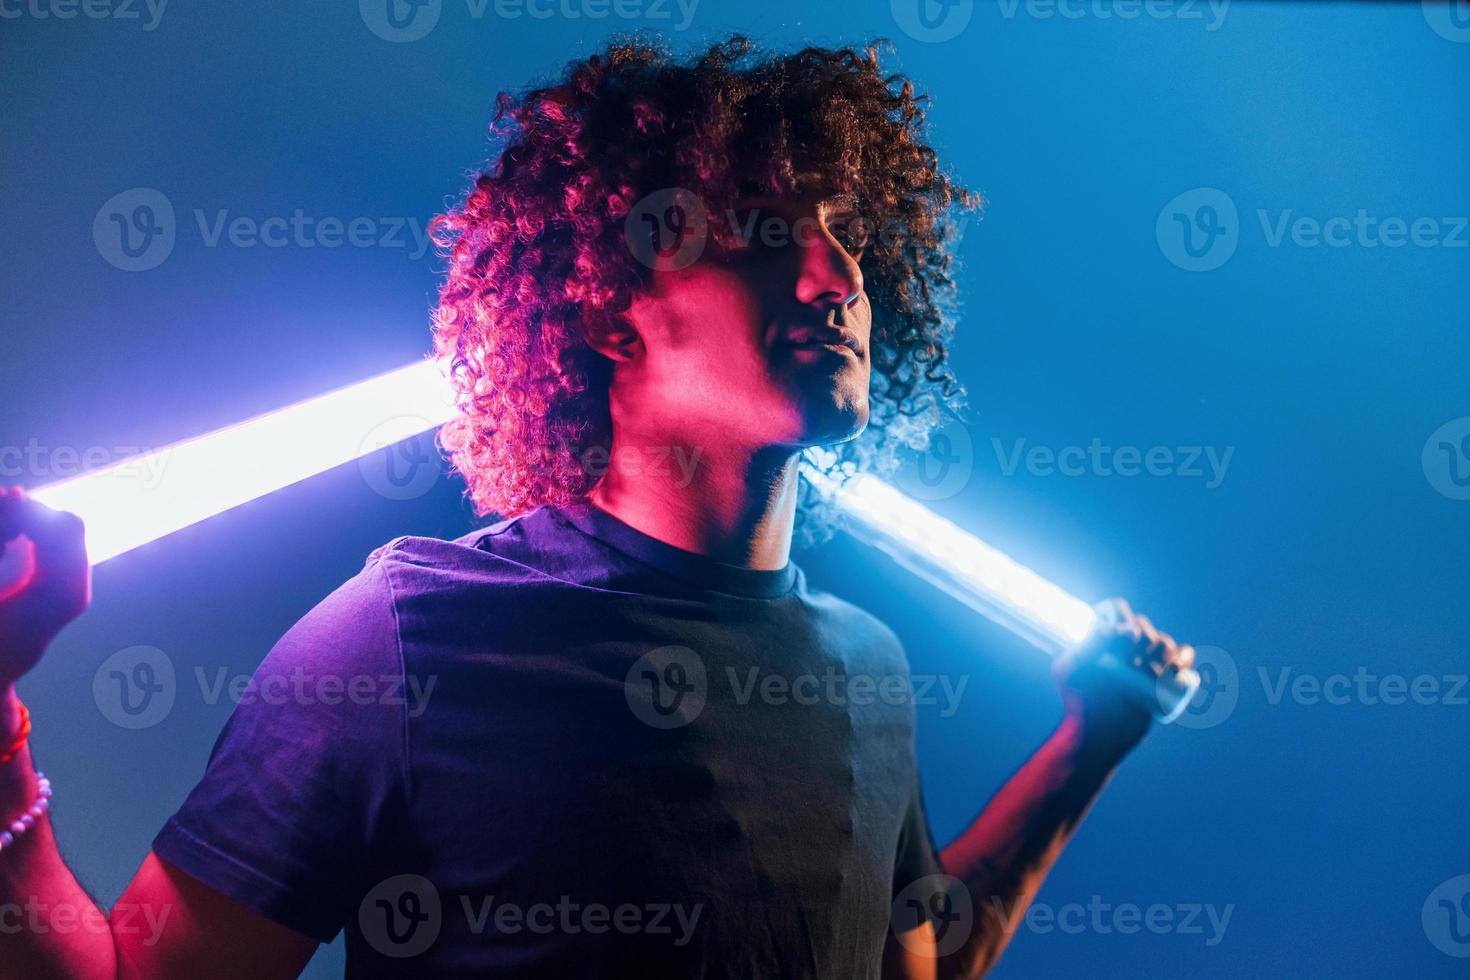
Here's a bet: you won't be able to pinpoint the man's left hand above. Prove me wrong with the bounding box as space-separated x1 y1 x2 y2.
1051 597 1195 763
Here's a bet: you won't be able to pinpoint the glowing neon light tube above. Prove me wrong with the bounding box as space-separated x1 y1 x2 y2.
802 463 1199 722
30 361 455 565
807 468 1097 653
27 360 1197 720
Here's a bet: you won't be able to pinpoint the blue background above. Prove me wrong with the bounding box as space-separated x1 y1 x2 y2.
2 1 1467 976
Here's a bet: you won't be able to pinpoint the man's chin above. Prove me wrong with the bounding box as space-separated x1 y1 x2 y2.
795 397 869 449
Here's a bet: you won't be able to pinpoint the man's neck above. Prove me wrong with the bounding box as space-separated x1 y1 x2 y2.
586 438 801 570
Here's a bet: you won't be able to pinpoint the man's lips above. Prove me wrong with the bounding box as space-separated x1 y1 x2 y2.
775 325 864 357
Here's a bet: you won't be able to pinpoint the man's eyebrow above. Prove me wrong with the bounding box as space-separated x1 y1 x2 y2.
727 193 860 218
820 192 859 214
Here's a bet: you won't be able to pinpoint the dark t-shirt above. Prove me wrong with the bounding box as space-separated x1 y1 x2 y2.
153 502 945 978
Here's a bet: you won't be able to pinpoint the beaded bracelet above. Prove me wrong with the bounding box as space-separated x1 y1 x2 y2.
0 771 51 854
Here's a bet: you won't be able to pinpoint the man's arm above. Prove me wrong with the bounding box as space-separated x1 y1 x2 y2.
0 689 318 980
0 489 318 979
884 600 1194 980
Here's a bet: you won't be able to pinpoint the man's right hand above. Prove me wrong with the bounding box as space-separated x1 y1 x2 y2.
0 485 321 979
0 485 91 695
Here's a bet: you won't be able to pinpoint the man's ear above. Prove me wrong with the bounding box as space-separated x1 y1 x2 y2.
584 312 643 363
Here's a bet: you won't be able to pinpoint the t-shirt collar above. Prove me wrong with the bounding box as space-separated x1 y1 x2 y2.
555 502 798 599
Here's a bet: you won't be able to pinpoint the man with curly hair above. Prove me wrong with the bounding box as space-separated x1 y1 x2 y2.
0 35 1192 979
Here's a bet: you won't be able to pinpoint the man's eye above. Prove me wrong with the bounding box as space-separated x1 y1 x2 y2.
830 217 870 255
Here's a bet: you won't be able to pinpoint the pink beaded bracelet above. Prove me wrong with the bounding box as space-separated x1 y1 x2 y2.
0 771 51 853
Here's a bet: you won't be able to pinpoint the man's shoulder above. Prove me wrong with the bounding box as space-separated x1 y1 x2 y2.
363 508 562 585
275 510 571 667
369 513 513 563
797 577 908 663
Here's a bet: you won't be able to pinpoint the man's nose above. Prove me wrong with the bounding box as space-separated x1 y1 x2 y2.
794 223 864 311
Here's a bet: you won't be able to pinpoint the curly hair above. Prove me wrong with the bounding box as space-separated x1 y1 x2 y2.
430 33 979 544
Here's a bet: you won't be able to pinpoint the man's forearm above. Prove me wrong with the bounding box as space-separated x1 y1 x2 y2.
935 715 1127 979
0 685 118 980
